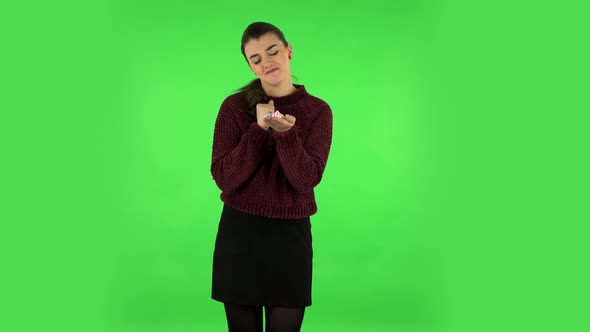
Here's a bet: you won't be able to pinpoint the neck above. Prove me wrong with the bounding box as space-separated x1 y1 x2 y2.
262 81 297 98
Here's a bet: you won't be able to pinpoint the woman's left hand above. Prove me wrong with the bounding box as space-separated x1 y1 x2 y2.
265 111 296 132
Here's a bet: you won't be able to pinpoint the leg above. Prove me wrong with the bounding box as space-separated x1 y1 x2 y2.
264 306 306 332
223 302 263 332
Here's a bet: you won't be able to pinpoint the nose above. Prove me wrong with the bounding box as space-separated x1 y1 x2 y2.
262 59 273 68
260 55 274 67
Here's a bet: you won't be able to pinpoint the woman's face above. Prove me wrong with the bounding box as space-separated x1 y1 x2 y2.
243 33 292 87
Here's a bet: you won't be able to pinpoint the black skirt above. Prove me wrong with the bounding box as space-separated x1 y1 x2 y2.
211 204 313 307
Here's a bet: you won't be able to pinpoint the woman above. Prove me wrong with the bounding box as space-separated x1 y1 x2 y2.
211 22 333 332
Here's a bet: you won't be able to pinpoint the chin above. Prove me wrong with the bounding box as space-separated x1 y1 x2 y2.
262 78 283 86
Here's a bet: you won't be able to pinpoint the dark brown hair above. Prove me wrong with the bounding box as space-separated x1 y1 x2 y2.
238 22 289 120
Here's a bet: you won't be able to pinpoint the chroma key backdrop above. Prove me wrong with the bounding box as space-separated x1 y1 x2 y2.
1 1 587 332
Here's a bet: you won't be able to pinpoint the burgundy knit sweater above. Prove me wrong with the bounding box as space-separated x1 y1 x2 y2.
211 85 333 219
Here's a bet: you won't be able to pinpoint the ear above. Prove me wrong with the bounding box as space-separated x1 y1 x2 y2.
287 43 293 59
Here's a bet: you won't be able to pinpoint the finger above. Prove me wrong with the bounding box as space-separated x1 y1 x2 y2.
268 99 274 106
270 118 292 127
268 119 285 129
284 114 296 124
260 106 275 115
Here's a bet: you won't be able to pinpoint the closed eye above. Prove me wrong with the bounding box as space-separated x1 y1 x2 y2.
251 47 279 64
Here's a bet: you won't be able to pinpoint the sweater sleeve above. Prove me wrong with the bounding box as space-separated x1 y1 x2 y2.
210 103 269 192
270 106 333 193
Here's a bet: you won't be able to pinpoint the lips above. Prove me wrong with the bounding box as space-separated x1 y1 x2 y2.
265 68 279 75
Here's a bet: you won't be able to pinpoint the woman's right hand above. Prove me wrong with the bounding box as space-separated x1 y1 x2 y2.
256 100 276 130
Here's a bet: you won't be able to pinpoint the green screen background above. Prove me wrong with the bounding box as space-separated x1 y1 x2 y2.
2 1 588 332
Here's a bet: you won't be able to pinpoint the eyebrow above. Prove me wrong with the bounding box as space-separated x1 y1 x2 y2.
248 44 278 60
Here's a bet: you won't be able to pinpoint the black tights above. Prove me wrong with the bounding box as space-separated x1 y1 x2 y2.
223 302 305 332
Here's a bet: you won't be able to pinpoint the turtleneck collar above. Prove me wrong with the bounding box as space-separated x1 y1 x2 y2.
267 84 307 106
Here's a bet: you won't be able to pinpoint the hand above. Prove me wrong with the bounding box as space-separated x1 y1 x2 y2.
255 100 276 130
266 112 296 132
